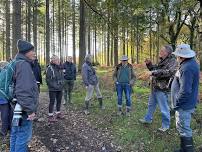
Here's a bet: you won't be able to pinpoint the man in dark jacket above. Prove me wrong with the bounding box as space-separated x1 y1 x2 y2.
63 56 76 105
32 59 42 92
139 45 177 132
10 39 39 152
172 44 199 152
46 55 64 122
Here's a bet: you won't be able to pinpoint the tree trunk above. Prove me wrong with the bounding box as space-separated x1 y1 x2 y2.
46 0 50 65
27 0 31 41
94 25 97 62
52 0 55 54
107 23 110 66
72 0 76 64
122 27 125 55
78 0 86 72
114 24 118 65
33 0 37 55
12 0 22 57
136 16 139 64
58 0 62 61
5 0 10 61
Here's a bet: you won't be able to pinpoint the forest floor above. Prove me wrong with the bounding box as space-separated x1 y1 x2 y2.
1 65 202 152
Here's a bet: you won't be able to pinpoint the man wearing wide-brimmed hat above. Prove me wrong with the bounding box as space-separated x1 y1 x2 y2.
113 55 136 116
171 44 199 152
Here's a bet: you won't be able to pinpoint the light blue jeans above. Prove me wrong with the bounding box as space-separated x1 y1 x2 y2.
175 108 195 137
144 89 170 128
10 117 33 152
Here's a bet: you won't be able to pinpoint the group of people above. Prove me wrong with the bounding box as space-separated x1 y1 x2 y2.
0 39 200 152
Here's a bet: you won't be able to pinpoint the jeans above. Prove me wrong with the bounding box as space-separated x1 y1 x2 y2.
85 83 102 101
63 80 74 103
0 103 12 136
116 83 132 108
49 91 63 114
10 117 33 152
175 108 195 137
144 89 170 128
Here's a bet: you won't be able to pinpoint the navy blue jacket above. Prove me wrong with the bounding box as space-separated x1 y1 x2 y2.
171 58 199 110
32 59 42 84
63 62 76 80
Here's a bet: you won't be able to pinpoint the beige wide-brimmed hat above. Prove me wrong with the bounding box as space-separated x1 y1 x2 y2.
120 55 128 61
172 44 196 58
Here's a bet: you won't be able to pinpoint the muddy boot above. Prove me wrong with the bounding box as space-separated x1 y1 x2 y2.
56 112 65 119
48 115 57 123
126 107 131 117
68 93 72 104
84 100 90 115
98 98 105 110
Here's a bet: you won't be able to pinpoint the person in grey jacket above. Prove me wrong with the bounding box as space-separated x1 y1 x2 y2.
10 39 39 152
172 44 199 152
46 55 64 122
82 54 104 115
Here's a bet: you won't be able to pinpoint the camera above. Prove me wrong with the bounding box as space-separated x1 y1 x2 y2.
12 99 23 126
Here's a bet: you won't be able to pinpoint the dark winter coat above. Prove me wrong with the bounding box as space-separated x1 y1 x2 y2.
14 53 39 115
63 61 76 80
46 63 64 91
171 58 199 110
32 59 42 84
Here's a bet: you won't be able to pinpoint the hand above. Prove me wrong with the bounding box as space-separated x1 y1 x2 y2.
27 113 36 121
146 71 152 76
145 59 151 64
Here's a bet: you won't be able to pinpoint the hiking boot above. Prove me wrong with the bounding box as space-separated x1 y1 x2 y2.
126 107 131 117
117 107 123 116
139 118 152 124
48 116 57 123
158 127 169 132
84 110 90 115
56 112 65 119
98 98 105 110
63 100 66 105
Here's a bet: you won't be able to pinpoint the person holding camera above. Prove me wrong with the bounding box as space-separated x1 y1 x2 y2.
139 45 177 132
10 40 39 152
46 55 64 122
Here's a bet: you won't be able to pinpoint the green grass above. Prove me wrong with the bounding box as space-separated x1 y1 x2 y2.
40 68 202 152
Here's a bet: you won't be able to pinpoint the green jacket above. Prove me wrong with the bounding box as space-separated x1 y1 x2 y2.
113 63 136 86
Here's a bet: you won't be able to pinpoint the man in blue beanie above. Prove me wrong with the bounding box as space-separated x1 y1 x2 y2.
10 39 39 152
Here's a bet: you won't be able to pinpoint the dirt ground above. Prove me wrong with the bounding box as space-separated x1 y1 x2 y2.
29 92 117 152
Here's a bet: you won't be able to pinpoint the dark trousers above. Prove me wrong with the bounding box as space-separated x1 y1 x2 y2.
48 91 63 114
0 103 12 136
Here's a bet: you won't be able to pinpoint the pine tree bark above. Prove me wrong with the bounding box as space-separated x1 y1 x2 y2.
46 0 50 65
72 0 76 64
33 0 38 55
12 0 22 57
5 0 10 60
78 0 86 72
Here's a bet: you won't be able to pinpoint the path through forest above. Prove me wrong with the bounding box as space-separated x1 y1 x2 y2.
29 92 118 152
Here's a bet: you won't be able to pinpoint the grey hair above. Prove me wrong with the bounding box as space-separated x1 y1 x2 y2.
164 45 173 54
84 54 92 62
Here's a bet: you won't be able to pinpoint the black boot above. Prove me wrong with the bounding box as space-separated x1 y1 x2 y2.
84 100 90 115
98 98 105 109
182 137 194 152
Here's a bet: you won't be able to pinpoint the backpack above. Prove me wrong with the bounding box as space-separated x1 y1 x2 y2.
0 59 23 101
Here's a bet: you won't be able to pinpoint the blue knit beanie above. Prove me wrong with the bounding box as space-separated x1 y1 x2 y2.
17 39 34 54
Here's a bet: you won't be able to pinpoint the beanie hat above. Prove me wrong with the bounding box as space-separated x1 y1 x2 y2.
17 39 34 54
164 45 173 54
